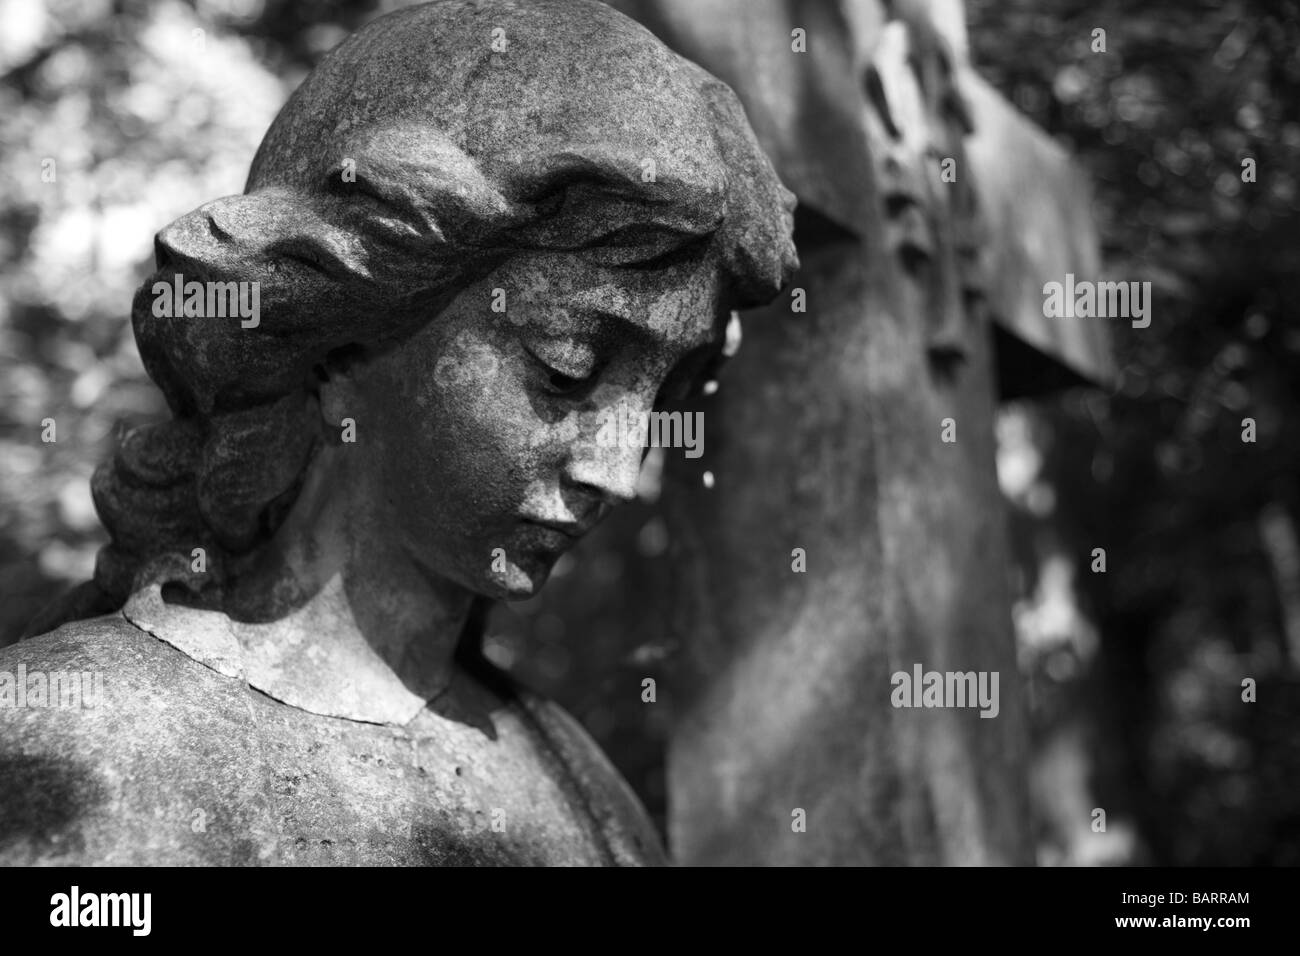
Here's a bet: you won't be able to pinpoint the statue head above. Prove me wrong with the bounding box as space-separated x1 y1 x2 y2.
91 0 797 608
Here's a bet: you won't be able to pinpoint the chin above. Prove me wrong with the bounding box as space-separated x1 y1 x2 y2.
477 557 554 601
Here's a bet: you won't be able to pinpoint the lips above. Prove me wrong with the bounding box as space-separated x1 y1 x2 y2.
517 504 608 542
519 518 586 539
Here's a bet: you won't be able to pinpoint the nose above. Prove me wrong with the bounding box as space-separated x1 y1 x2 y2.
154 221 198 274
154 204 225 275
563 418 644 508
153 195 254 276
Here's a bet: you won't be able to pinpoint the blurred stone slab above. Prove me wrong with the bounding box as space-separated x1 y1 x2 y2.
610 0 876 238
962 70 1116 393
922 0 1114 388
612 0 1054 865
615 0 1111 390
658 212 1031 864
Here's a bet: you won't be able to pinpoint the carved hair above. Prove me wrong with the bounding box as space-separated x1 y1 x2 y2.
80 0 797 612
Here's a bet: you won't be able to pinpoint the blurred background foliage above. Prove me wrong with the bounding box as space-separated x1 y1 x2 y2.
968 0 1300 864
1 0 1297 863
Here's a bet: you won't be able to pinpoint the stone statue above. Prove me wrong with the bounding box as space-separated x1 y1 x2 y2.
0 0 796 865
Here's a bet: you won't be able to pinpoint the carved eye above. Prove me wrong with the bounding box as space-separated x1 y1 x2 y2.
271 241 323 271
545 370 590 396
523 345 595 397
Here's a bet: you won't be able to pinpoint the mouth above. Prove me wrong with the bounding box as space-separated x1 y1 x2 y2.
518 518 588 540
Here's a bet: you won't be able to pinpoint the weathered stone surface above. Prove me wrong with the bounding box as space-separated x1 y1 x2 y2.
9 0 796 865
0 614 664 865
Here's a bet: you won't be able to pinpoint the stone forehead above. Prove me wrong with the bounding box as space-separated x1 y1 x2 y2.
248 0 728 192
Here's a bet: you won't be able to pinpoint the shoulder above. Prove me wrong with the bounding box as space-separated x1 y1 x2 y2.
0 612 247 725
0 615 278 865
4 611 211 690
506 681 668 866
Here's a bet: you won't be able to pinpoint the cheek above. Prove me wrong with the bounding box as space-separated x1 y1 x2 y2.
370 332 556 532
429 335 550 468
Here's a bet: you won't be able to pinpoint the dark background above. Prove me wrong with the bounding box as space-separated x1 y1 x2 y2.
1 0 1297 864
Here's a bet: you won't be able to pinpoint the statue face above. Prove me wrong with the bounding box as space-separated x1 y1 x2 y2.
331 250 723 599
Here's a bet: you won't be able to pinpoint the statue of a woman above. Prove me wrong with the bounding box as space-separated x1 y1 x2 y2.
0 0 795 865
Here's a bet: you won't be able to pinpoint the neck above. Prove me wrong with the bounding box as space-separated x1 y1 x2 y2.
221 442 478 724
